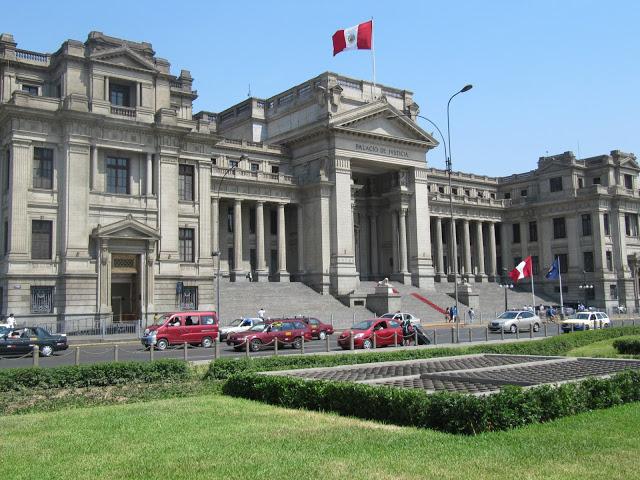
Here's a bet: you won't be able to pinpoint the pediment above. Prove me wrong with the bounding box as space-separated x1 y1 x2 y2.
330 101 438 147
92 215 160 240
91 46 156 71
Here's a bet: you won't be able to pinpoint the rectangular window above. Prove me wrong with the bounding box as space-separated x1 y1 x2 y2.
33 147 53 189
529 221 537 242
178 228 194 262
109 83 131 107
438 186 445 194
503 192 511 199
624 174 633 189
581 214 592 236
178 164 194 201
553 217 566 239
270 210 277 235
625 213 639 237
106 157 129 194
606 251 613 271
558 253 568 274
490 193 496 199
211 157 217 166
578 178 584 189
227 207 233 233
31 220 52 260
532 255 540 275
593 177 601 185
229 160 239 169
452 187 458 195
22 84 39 95
550 177 563 192
30 286 54 313
512 224 520 244
520 189 527 197
465 189 471 197
604 213 610 235
271 165 279 174
180 286 198 310
251 163 259 172
249 207 256 234
583 251 594 272
610 284 618 300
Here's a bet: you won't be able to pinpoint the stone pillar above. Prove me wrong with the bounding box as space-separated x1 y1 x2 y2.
449 218 458 280
435 217 445 279
90 145 98 191
407 166 435 288
197 162 211 265
475 221 486 281
104 76 109 101
391 211 399 274
7 140 31 260
211 198 219 254
145 152 153 196
297 203 304 279
231 199 246 281
566 215 580 275
500 222 510 279
255 201 268 281
488 222 497 281
462 219 472 280
158 154 179 270
370 214 379 277
276 203 289 281
397 207 410 283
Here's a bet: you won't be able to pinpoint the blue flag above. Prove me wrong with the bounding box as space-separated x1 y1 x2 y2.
545 257 560 280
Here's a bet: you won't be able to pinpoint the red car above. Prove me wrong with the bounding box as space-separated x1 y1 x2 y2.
269 317 334 340
227 320 312 352
337 319 403 350
141 311 218 350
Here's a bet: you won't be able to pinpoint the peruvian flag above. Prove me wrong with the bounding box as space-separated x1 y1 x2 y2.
332 20 373 56
509 256 533 283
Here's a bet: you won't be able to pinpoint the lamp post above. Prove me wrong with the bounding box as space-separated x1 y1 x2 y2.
498 268 514 312
578 270 594 326
211 165 237 323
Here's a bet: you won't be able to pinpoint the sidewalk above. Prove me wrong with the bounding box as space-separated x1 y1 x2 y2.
67 333 138 345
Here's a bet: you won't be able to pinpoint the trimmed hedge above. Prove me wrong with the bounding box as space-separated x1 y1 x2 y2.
223 369 640 435
206 326 640 379
613 337 640 355
0 360 191 392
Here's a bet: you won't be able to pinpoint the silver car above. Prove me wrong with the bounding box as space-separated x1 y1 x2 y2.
489 310 541 334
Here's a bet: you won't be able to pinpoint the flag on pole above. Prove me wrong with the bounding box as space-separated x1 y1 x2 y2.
545 257 560 280
509 256 533 283
332 20 373 56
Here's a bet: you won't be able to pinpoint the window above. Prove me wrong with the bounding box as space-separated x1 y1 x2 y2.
30 286 53 313
592 177 601 185
503 192 511 199
109 83 131 106
180 286 198 310
438 186 445 194
624 174 633 189
211 157 217 166
178 164 194 201
578 178 584 189
550 177 563 192
229 160 239 169
178 228 194 262
490 193 496 199
452 187 458 195
227 207 233 233
106 157 129 194
520 189 527 197
512 224 520 244
529 221 537 242
21 84 38 95
271 165 279 174
33 147 53 189
581 214 592 236
532 256 540 275
270 210 277 235
249 207 256 234
251 163 259 172
558 253 568 274
31 220 52 260
465 189 471 197
606 251 613 271
625 213 639 237
583 252 594 272
610 284 618 300
553 217 566 239
604 213 610 235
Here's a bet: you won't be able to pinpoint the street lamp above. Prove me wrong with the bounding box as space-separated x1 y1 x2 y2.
578 270 594 324
498 268 514 312
212 165 237 323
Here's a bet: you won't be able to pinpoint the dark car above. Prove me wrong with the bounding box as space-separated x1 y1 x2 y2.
0 326 68 357
227 320 312 352
269 317 334 340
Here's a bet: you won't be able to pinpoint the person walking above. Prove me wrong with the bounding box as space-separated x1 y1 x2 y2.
468 308 475 324
451 305 458 323
257 308 266 321
6 313 15 329
445 307 451 323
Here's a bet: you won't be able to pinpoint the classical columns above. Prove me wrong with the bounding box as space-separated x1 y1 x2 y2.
90 145 98 191
145 153 153 196
449 218 458 279
211 198 219 254
488 222 497 280
475 221 486 280
370 214 379 277
435 217 445 279
297 203 304 278
391 211 399 274
500 222 510 277
462 219 472 279
231 198 245 281
255 201 268 281
276 203 289 281
398 208 409 276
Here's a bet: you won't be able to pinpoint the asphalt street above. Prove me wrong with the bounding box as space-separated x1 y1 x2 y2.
3 320 632 369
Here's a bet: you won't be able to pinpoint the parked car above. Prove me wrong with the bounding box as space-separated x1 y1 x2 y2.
141 311 218 350
561 312 611 332
269 316 334 340
0 326 68 357
219 318 263 341
488 310 541 334
380 312 421 325
226 320 312 352
337 319 404 350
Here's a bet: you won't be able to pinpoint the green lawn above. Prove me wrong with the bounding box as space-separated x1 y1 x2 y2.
1 393 639 480
568 335 640 358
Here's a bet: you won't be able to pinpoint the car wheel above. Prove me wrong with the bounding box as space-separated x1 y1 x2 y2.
39 345 53 357
319 331 327 341
201 336 213 348
533 323 540 332
604 323 610 328
584 325 590 330
156 338 169 351
510 324 518 334
249 338 262 352
292 337 303 349
362 339 373 349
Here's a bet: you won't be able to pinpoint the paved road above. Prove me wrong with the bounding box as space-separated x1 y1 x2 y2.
3 319 634 369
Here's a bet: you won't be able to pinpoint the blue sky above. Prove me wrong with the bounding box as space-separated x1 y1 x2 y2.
6 0 638 176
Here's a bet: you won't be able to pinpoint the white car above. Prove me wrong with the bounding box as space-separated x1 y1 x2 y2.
219 318 263 340
380 312 421 326
561 312 611 332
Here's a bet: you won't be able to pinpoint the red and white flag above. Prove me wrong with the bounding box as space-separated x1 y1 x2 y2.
509 256 533 283
332 20 373 56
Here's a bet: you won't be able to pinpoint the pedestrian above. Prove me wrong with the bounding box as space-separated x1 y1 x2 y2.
6 313 15 329
445 307 451 323
246 271 253 282
401 316 413 346
258 308 265 320
468 308 475 324
451 305 458 323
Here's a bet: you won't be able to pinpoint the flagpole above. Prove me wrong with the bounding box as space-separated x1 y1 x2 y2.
558 256 565 316
531 268 535 309
370 17 376 100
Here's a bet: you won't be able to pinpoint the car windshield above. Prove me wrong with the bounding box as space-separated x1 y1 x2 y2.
380 313 395 319
248 324 266 332
229 319 244 327
497 312 519 320
573 313 591 320
352 320 374 330
0 326 10 336
153 314 171 326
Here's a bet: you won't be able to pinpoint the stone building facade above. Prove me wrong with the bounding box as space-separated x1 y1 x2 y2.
0 32 638 320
